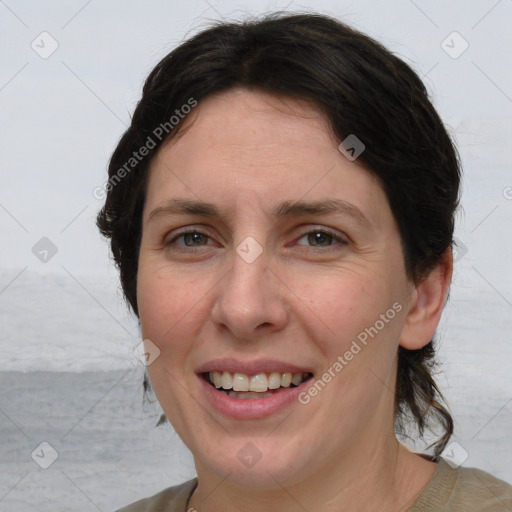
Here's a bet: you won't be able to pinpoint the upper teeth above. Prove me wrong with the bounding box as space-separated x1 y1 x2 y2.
208 371 308 392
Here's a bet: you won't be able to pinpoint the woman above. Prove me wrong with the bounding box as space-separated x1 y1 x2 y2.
97 12 512 512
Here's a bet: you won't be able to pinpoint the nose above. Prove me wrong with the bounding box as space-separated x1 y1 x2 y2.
210 246 289 341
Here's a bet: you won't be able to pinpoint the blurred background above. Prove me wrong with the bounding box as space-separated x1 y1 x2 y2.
1 0 511 510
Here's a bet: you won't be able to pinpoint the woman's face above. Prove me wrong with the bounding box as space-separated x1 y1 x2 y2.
137 88 416 488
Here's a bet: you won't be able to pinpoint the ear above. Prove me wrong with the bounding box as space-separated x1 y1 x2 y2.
399 248 453 350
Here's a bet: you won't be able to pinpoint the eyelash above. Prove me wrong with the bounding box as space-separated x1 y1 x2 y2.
164 227 348 252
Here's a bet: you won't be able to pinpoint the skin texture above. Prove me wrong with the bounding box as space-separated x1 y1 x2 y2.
136 87 453 512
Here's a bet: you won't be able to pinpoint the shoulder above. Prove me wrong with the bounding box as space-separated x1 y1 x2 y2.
410 458 512 511
448 464 512 510
114 478 197 512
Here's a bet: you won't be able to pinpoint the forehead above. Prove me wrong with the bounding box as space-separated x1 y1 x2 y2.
144 88 389 227
163 87 337 157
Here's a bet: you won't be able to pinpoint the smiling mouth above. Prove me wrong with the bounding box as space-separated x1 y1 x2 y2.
202 371 314 399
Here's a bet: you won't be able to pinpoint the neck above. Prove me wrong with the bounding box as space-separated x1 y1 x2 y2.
188 440 437 512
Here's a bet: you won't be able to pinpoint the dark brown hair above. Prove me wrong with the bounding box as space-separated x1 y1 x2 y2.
97 12 460 457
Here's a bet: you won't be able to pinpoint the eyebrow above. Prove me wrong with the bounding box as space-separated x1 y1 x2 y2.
147 198 372 228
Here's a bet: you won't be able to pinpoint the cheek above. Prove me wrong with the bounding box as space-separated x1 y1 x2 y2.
291 270 392 344
137 260 203 333
136 260 219 374
136 265 205 431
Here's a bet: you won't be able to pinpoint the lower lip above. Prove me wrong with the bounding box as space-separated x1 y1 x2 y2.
199 375 311 420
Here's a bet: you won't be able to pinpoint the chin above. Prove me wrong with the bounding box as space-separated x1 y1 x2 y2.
193 436 313 490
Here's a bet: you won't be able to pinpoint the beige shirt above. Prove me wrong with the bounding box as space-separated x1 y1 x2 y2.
115 458 512 511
